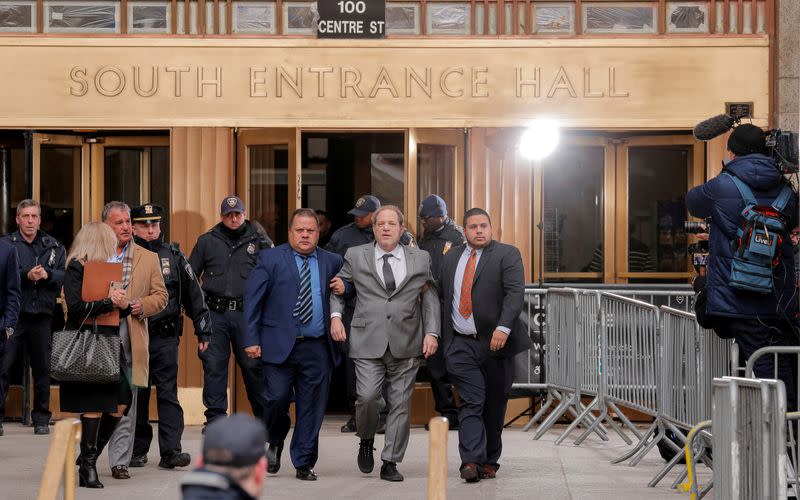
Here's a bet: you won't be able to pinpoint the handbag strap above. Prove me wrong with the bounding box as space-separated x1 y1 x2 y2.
61 298 95 333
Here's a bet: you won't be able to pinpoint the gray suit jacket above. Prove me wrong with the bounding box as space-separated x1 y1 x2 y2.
331 243 440 359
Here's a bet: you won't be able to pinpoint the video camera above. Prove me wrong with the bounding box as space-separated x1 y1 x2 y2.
693 114 799 174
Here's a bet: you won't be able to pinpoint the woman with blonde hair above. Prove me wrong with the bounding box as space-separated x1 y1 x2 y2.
61 222 132 488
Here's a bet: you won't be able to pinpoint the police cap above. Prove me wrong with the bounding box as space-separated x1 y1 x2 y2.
202 413 266 467
131 204 163 224
348 195 381 217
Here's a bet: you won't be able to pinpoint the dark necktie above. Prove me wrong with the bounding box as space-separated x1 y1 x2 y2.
293 256 313 324
382 254 396 294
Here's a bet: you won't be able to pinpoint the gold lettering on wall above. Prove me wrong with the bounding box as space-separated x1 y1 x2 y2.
583 68 604 98
165 66 190 97
133 66 158 97
405 67 431 98
308 67 333 97
277 66 303 98
369 67 399 98
471 66 489 97
69 66 88 97
516 67 540 98
250 66 267 97
340 67 365 98
440 67 464 98
197 67 222 97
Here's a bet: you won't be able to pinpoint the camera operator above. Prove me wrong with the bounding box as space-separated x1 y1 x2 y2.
686 124 799 409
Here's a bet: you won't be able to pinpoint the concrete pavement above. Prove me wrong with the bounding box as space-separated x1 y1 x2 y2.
0 416 711 499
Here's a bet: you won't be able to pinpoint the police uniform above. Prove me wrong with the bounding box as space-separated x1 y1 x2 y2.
181 414 265 500
324 195 413 432
188 196 274 426
0 228 65 432
127 204 212 467
417 195 465 428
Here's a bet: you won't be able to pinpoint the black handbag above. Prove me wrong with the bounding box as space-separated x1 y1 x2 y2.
50 303 121 384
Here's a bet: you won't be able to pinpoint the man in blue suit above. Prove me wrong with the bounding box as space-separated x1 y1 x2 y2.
244 208 343 481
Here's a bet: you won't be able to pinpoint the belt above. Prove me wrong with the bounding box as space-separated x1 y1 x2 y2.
206 295 244 312
454 331 478 340
295 335 325 342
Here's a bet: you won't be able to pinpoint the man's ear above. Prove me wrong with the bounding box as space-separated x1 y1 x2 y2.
254 456 268 481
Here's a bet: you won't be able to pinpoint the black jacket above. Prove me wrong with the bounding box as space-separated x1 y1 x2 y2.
439 240 531 358
181 469 256 500
189 221 273 299
1 230 65 316
0 240 20 330
418 219 465 283
134 236 212 342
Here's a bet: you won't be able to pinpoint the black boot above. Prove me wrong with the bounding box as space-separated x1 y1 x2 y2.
76 413 121 466
78 416 103 488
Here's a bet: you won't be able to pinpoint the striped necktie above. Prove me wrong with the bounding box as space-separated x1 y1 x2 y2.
293 256 313 325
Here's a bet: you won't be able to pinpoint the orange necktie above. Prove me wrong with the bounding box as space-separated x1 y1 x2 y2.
459 249 477 319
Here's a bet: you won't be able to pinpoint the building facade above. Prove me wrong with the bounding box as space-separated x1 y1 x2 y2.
0 0 792 422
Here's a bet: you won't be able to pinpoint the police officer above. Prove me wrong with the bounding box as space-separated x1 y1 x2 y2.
0 199 65 435
181 413 267 500
189 196 273 428
325 195 414 433
123 204 212 469
417 194 464 429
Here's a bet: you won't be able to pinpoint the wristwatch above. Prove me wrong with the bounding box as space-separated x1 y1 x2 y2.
5 327 13 339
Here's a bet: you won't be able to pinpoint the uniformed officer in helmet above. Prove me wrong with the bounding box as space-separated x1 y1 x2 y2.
189 196 274 430
417 194 465 430
325 195 414 433
125 204 212 469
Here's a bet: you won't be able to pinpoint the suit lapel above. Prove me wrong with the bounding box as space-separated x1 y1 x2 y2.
390 246 414 296
472 241 494 283
315 249 326 291
282 246 301 285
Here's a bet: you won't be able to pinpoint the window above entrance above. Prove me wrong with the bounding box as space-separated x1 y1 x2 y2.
0 0 770 36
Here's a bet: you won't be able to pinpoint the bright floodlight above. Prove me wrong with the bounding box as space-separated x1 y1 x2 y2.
519 119 560 160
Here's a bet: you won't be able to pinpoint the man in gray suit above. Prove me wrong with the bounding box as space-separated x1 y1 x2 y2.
330 205 440 482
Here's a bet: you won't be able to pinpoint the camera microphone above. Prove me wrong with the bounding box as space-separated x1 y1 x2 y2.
693 114 738 141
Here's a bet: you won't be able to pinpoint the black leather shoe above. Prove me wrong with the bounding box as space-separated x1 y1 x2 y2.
158 452 191 469
267 442 283 474
129 454 148 468
460 463 480 483
340 416 357 433
380 461 404 482
295 467 318 481
357 439 375 473
34 425 50 435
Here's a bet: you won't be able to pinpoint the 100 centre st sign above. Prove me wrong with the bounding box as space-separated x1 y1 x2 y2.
317 0 385 39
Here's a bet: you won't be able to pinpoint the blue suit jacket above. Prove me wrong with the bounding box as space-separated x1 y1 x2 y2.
0 240 21 331
244 244 343 366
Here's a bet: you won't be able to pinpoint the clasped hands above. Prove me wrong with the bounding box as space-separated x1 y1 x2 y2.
27 265 48 282
107 289 143 316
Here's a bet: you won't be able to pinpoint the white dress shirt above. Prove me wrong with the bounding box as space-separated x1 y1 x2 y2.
374 244 407 288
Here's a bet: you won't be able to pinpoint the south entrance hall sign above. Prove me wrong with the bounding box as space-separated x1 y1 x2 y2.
317 0 386 39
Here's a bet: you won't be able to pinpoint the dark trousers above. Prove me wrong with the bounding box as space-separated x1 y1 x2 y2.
199 310 265 424
263 337 331 469
0 313 52 425
445 335 514 467
426 347 459 420
722 318 799 412
133 334 184 458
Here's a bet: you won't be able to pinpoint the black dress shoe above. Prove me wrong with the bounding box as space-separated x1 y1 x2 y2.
267 442 284 474
34 425 50 435
379 461 404 482
158 452 191 469
340 416 357 433
460 463 480 483
296 467 318 481
357 438 375 473
129 454 148 467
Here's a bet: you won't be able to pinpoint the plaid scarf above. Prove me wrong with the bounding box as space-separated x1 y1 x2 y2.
121 244 133 288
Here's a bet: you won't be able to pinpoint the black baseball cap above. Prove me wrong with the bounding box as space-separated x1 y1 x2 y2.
202 414 266 467
348 195 381 217
220 195 245 215
131 204 163 224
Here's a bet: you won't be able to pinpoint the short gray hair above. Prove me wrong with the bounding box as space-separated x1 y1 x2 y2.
102 201 131 222
16 199 40 215
372 205 405 226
